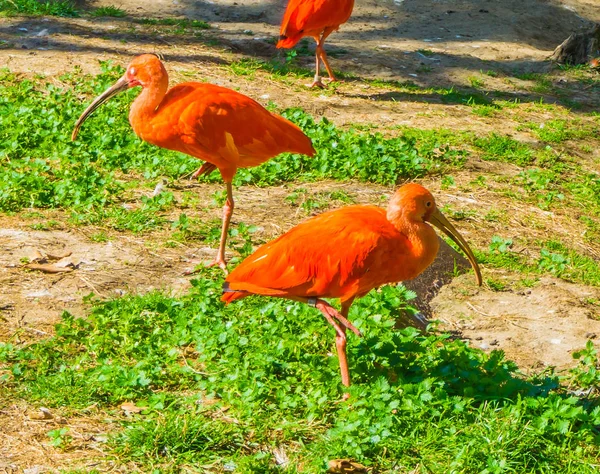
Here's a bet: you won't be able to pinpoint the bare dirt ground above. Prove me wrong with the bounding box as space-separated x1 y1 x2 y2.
1 0 600 470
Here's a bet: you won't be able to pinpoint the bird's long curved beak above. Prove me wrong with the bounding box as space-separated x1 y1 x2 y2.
428 208 482 286
71 76 130 141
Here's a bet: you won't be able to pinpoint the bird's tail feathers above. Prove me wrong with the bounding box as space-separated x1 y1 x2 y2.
221 282 247 304
273 115 316 157
276 34 301 49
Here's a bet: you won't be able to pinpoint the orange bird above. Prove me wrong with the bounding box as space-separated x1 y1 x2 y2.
277 0 355 88
222 183 482 390
72 54 315 271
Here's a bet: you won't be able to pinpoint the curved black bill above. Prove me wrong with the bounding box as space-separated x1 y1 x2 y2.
71 76 129 141
428 208 482 286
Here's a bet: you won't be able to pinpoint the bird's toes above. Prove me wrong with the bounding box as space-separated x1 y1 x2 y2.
183 258 229 276
307 78 326 89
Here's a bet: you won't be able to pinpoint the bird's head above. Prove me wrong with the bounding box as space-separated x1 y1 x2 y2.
387 183 482 286
71 54 168 141
123 54 168 89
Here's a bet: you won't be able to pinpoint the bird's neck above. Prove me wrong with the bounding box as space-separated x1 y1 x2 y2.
397 220 440 276
129 79 168 135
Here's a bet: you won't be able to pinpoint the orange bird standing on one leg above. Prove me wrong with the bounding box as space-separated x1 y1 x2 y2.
222 183 482 392
277 0 355 88
72 54 315 272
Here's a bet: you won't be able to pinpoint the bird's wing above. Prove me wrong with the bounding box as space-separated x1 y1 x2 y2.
279 0 317 38
226 206 405 299
164 84 313 178
279 0 353 43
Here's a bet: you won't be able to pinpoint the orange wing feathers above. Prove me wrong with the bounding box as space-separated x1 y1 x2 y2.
223 205 410 304
139 83 314 180
277 0 354 48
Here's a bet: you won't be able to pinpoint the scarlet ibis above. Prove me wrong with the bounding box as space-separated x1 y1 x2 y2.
277 0 355 88
72 54 315 272
222 183 482 390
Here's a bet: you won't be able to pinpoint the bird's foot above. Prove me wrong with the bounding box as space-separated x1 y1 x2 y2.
307 75 326 89
189 162 217 180
183 258 229 276
315 301 362 337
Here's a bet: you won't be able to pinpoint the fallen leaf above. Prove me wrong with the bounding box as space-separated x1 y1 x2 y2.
46 250 72 260
120 402 146 414
328 459 369 473
25 263 73 273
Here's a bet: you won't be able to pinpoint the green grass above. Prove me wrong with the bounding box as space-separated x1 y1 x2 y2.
1 270 599 472
228 57 312 80
0 0 77 16
0 64 463 229
476 236 600 287
473 133 535 166
523 119 595 143
90 5 126 18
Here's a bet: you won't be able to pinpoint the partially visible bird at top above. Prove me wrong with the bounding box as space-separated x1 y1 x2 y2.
222 183 482 394
71 54 315 273
277 0 355 88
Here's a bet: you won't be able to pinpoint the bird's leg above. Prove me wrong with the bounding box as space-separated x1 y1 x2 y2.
213 181 235 273
190 162 217 180
336 299 354 397
308 35 326 88
317 27 337 83
289 296 357 398
184 181 233 275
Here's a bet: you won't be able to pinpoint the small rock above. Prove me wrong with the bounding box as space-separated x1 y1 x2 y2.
479 343 490 350
585 332 597 339
550 338 562 345
490 339 499 346
28 407 53 420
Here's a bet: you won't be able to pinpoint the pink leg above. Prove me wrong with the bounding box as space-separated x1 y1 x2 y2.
311 298 356 396
190 162 217 180
214 181 234 272
308 35 326 88
184 181 233 275
307 28 337 88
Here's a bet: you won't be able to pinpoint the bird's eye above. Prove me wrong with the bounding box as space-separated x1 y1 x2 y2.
426 201 432 207
129 67 136 76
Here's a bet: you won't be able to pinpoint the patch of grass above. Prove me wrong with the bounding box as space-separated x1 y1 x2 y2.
286 188 356 215
483 69 499 77
90 5 126 17
523 119 594 143
468 76 485 88
416 49 434 57
30 220 60 231
1 271 599 471
471 103 498 117
477 236 600 287
228 57 312 79
395 127 471 165
0 0 77 17
474 133 534 166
